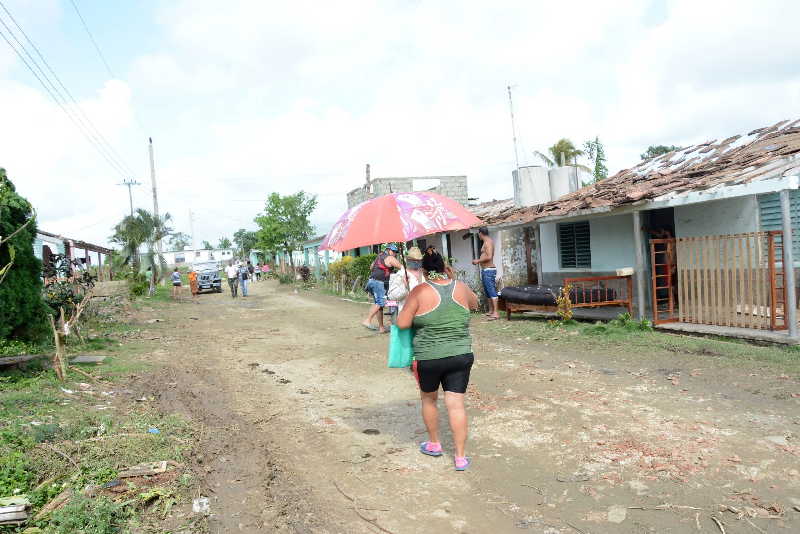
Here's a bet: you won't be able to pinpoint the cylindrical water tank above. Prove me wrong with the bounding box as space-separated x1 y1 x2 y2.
513 166 551 207
548 166 579 200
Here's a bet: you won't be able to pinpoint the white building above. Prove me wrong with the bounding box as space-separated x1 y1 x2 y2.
161 247 236 268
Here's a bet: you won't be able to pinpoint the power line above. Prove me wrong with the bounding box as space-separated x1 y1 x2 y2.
68 0 114 79
68 0 149 135
0 1 135 178
118 178 141 216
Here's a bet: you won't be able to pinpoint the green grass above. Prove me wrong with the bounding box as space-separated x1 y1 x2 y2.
484 313 800 374
0 296 196 532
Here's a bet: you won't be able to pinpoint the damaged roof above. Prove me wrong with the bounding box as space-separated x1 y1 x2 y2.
483 119 800 226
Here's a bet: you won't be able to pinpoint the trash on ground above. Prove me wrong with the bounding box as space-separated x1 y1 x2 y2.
193 496 211 515
148 427 161 434
119 460 168 478
0 495 30 526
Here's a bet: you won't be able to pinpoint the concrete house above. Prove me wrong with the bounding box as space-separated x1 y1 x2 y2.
479 119 800 342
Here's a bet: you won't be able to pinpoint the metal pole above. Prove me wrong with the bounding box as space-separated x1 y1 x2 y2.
507 85 520 173
780 189 797 338
632 211 648 320
149 138 162 253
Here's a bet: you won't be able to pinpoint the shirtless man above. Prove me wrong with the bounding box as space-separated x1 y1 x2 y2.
471 227 499 320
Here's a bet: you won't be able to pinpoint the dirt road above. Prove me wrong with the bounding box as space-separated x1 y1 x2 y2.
127 280 800 533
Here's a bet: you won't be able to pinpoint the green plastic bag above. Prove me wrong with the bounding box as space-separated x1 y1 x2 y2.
387 325 414 368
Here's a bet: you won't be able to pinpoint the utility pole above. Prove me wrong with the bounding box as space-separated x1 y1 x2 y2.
507 85 521 172
148 137 163 294
117 178 141 217
188 209 196 250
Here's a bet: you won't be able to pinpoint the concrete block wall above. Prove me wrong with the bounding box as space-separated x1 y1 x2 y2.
346 176 469 208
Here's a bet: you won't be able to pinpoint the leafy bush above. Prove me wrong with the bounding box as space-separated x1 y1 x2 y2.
0 168 48 340
0 338 43 357
277 273 294 285
609 312 653 331
0 450 34 496
298 265 311 282
327 256 353 280
346 254 376 284
47 495 130 534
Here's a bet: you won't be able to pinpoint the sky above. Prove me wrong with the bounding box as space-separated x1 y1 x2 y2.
1 0 799 249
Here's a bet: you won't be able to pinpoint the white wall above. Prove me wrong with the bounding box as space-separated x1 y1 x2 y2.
540 213 636 274
162 248 235 267
674 196 758 238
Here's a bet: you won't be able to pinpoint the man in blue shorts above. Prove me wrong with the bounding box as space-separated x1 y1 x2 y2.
362 244 402 333
472 227 499 320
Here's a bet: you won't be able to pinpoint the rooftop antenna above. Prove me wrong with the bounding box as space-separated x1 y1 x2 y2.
507 85 521 173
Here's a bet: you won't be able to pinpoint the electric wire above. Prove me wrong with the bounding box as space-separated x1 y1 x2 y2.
68 0 114 79
0 1 135 178
68 0 149 136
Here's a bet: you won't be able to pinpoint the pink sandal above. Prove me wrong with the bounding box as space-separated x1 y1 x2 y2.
454 457 471 471
419 442 443 457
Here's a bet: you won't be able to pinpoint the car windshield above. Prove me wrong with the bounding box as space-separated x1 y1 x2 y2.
194 262 218 272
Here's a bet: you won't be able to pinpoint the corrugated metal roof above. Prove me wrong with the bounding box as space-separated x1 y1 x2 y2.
482 119 800 226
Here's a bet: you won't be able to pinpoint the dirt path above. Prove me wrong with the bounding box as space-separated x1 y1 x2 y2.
128 280 800 533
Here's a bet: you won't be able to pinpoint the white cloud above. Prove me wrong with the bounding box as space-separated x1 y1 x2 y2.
3 0 800 247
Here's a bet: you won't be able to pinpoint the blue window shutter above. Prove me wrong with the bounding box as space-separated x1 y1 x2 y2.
758 190 800 258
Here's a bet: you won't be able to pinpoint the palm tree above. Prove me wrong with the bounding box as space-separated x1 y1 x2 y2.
533 138 590 171
110 208 173 294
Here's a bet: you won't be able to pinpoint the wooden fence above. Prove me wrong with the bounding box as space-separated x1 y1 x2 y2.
651 232 787 330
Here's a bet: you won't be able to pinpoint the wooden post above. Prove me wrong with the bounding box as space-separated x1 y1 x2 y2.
632 211 647 320
534 225 544 285
780 190 798 337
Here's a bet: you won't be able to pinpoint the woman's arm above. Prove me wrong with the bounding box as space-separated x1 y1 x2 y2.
397 289 420 329
458 281 479 310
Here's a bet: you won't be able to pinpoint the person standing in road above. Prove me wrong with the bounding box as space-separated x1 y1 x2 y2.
248 261 256 283
423 244 445 275
239 261 250 297
170 267 183 300
188 268 199 302
361 243 403 334
225 261 239 298
397 266 479 471
387 246 425 314
472 227 499 320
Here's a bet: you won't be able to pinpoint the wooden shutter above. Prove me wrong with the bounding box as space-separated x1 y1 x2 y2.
558 221 591 269
759 190 800 258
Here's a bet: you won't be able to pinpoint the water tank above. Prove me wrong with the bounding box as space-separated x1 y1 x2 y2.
513 166 551 207
548 166 580 200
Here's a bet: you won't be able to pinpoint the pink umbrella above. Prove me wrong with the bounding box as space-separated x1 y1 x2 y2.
320 192 482 251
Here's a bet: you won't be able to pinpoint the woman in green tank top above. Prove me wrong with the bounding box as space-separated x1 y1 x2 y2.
397 272 479 471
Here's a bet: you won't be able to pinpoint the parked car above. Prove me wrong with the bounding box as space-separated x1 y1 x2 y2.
192 261 222 293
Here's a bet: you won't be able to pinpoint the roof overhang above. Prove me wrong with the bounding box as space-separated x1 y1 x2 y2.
490 174 800 230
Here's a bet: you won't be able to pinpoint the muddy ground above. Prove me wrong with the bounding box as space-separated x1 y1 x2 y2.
120 280 800 533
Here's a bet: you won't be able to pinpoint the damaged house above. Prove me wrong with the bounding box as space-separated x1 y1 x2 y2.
480 119 800 342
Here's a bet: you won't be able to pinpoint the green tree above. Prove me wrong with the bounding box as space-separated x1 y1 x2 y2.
233 229 258 259
218 237 232 249
110 208 173 295
168 232 191 251
583 137 608 183
255 192 318 270
640 144 680 160
201 240 213 250
533 138 591 171
0 168 47 339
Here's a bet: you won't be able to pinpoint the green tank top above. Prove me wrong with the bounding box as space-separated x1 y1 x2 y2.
412 281 472 361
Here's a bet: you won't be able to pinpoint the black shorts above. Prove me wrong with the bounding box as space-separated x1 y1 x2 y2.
413 353 474 393
172 282 181 287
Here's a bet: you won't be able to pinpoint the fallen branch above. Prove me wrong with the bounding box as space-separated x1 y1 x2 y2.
744 517 766 534
628 504 706 511
332 480 395 534
70 366 104 383
565 521 586 534
695 512 701 530
711 516 726 534
38 443 79 469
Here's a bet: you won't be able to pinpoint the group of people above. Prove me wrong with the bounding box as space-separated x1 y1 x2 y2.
361 227 499 471
225 260 271 298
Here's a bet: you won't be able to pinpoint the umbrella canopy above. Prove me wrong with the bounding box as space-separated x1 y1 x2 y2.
320 192 483 251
